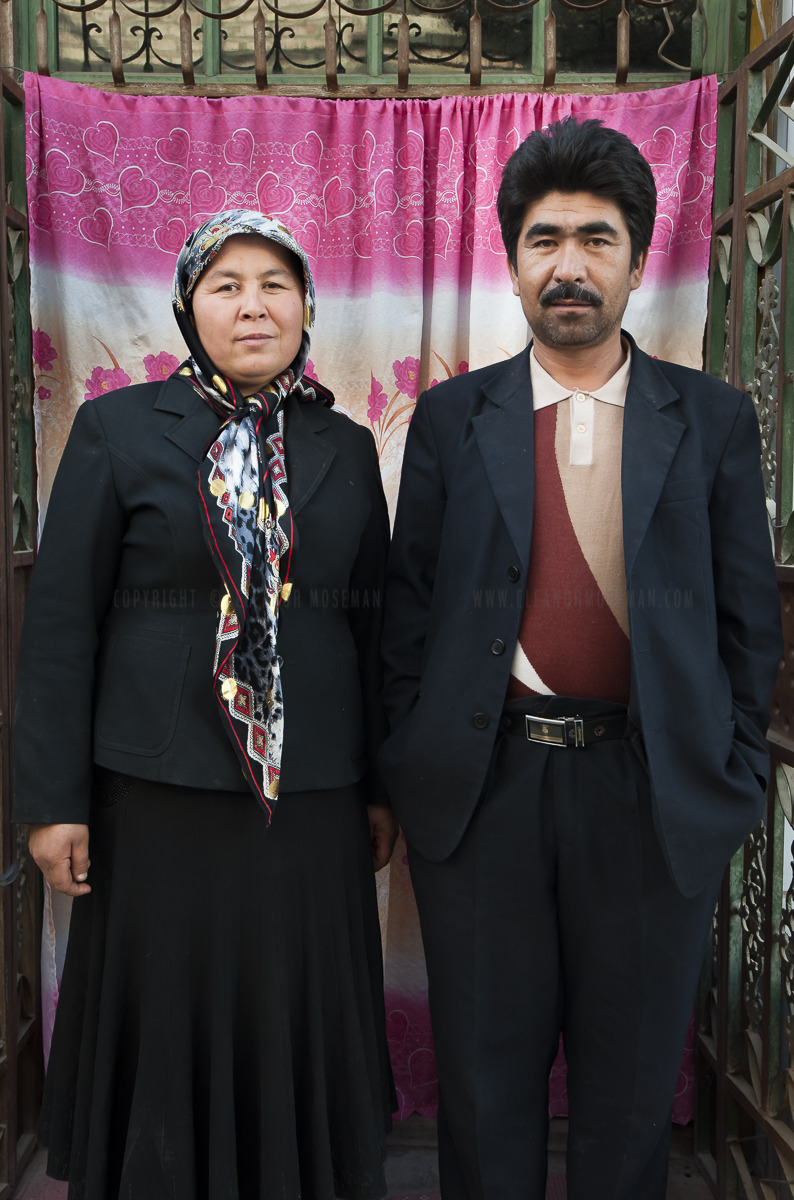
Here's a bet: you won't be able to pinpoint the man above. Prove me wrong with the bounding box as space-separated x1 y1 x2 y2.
379 117 782 1200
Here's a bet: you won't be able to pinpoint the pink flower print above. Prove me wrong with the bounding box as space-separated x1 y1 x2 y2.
37 386 52 401
429 379 440 390
143 351 180 383
367 376 388 424
457 361 469 375
84 365 131 401
393 356 420 400
305 358 317 380
32 329 57 372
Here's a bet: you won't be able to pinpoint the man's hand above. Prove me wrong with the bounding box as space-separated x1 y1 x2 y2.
367 804 398 872
28 824 91 896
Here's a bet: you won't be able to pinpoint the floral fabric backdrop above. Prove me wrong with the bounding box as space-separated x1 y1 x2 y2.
25 72 717 1125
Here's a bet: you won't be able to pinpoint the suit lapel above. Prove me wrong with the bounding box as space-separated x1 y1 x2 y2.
156 378 337 517
621 344 684 574
155 374 219 463
472 348 535 569
284 395 336 516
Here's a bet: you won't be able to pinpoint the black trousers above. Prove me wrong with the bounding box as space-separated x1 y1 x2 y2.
407 697 722 1200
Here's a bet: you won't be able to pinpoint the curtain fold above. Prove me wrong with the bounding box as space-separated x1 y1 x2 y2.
25 73 717 1124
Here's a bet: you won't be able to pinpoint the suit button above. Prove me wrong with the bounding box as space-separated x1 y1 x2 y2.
507 566 520 582
473 713 489 730
491 639 505 655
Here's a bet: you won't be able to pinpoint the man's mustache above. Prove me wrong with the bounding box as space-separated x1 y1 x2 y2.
540 283 603 307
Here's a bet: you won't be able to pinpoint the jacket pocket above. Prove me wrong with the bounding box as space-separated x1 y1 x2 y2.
94 631 190 756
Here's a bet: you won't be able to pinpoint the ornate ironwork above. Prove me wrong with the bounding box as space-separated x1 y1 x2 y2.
722 305 732 385
740 822 767 1037
699 12 794 1197
7 227 32 554
38 0 701 88
749 268 779 501
780 826 794 1063
15 827 26 962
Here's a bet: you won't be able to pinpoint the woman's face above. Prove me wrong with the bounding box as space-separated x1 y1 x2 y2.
190 234 305 394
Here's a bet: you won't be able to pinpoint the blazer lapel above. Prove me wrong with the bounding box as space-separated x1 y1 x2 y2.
472 348 535 570
285 396 337 516
155 374 219 462
156 379 337 519
621 343 685 574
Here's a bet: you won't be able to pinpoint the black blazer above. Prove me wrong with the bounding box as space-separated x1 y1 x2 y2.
380 336 783 898
14 375 390 824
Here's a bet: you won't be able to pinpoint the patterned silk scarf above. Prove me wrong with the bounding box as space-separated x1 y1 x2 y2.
172 209 333 819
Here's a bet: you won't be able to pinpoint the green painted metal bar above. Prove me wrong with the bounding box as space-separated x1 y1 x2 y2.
203 0 221 77
752 36 794 132
46 69 700 87
530 0 546 80
47 0 59 72
17 0 34 73
366 0 383 78
740 68 765 392
730 0 752 70
702 0 733 77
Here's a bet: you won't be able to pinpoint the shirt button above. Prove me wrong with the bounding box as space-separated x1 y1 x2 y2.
490 639 505 656
577 423 586 434
507 565 520 582
575 392 586 402
473 713 489 730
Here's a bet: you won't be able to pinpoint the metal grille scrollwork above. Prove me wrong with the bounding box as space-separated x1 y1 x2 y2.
31 0 703 91
700 14 794 1196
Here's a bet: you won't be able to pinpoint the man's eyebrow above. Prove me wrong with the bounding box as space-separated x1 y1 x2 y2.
523 220 620 240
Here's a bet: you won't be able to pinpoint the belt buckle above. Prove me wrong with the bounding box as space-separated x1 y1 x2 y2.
525 715 584 748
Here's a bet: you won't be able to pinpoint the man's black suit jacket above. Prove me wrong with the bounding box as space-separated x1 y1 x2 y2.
380 336 783 897
14 375 389 825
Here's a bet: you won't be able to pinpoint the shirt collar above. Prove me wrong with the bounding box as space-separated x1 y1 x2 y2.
529 341 632 411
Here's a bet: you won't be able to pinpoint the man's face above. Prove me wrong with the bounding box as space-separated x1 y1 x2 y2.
507 190 648 351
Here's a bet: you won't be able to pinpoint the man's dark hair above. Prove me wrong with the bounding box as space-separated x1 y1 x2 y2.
497 117 657 270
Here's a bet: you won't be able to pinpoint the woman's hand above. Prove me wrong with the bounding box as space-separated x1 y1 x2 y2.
28 824 91 896
366 805 398 872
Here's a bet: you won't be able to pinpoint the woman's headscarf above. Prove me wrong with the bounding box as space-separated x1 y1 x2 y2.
172 209 333 822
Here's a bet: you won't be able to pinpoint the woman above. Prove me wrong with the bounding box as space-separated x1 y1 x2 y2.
14 209 397 1200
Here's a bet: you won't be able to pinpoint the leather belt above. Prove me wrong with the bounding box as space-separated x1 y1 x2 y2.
502 712 631 748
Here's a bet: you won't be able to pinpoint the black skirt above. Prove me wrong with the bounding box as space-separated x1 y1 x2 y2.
39 772 395 1200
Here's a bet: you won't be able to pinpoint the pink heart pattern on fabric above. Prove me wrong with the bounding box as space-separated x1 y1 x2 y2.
256 172 296 216
189 170 227 215
436 126 455 172
29 195 53 232
83 121 119 164
79 207 113 250
323 176 356 224
641 125 676 166
154 217 188 255
156 127 191 169
393 221 423 258
46 149 85 196
224 128 255 171
352 130 376 172
431 216 451 258
292 131 323 171
396 130 424 172
119 166 160 211
494 128 519 166
650 213 674 256
295 219 321 258
374 169 399 218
